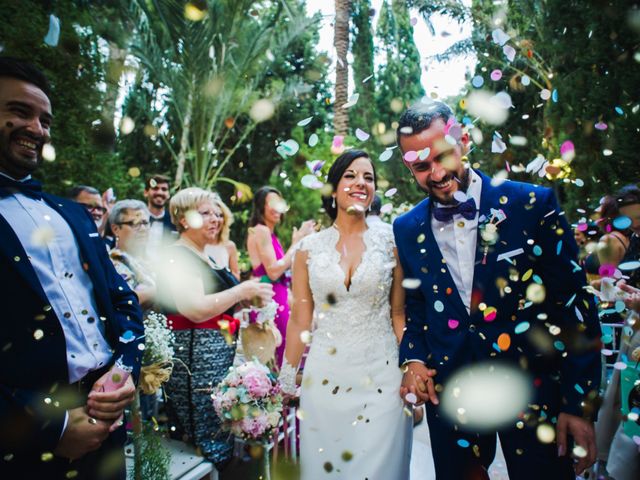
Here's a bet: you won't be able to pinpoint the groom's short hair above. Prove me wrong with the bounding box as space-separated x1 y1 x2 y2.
396 100 455 150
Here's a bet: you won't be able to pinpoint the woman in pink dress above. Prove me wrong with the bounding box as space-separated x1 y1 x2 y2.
246 186 315 367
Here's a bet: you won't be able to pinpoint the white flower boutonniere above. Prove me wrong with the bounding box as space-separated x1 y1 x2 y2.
478 208 507 264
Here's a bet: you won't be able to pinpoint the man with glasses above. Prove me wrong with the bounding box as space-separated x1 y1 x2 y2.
69 185 109 236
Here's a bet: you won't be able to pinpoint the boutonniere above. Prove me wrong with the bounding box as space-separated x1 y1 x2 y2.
478 208 507 264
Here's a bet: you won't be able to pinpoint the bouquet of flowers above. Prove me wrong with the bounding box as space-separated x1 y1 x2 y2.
212 360 283 443
139 311 175 395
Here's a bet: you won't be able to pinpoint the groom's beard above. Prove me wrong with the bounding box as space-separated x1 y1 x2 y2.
414 168 471 205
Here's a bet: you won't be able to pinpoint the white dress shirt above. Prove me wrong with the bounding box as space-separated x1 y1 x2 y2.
0 175 112 383
430 168 482 314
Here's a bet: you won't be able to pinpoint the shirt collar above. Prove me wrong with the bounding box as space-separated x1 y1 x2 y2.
0 171 32 183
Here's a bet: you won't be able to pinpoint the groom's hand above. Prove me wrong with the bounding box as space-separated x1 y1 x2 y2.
400 362 438 406
556 412 596 475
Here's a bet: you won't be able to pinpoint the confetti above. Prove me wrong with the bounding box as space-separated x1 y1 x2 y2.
434 300 444 313
297 116 313 127
308 133 319 147
441 362 532 431
249 99 275 123
403 151 418 162
355 128 370 141
448 319 459 329
402 278 421 289
384 188 397 198
184 2 206 21
536 424 555 443
483 306 497 321
612 215 631 230
457 439 470 448
497 333 511 351
515 322 530 334
490 70 503 81
471 76 484 88
42 144 56 162
560 140 575 162
492 28 510 46
342 93 360 109
540 89 551 100
379 149 393 162
43 14 60 47
120 116 135 135
503 45 516 62
594 121 608 131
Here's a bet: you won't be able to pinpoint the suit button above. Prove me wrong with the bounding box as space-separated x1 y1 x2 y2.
469 324 476 332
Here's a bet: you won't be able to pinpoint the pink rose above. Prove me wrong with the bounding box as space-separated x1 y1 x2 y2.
243 369 272 398
241 415 269 439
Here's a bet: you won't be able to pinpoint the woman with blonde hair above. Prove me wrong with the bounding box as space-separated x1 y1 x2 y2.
204 195 240 280
158 187 273 469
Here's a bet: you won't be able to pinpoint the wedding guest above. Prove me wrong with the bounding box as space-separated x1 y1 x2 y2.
594 280 640 480
108 200 155 310
158 187 273 469
70 185 107 230
246 186 315 367
395 100 601 479
144 174 177 255
203 195 240 280
598 192 633 260
0 57 143 480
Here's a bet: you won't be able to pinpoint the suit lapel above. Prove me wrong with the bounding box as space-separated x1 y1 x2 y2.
471 172 504 306
0 213 50 303
415 199 470 321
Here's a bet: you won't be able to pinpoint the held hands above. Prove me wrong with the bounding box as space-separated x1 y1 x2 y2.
292 220 316 245
556 412 596 475
53 406 111 460
87 373 136 432
399 362 439 406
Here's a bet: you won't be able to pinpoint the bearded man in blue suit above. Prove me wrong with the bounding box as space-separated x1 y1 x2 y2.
394 100 601 479
0 57 144 479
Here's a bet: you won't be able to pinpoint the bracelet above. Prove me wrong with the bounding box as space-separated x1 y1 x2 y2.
278 360 298 395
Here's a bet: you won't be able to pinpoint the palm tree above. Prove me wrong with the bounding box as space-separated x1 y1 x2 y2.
333 0 351 136
128 0 313 190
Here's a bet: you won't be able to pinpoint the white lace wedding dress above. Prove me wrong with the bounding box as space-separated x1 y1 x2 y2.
297 226 412 480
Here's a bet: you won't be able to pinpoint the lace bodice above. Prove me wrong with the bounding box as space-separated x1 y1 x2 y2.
297 226 399 360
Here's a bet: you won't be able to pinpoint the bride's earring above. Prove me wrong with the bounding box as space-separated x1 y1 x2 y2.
332 196 336 209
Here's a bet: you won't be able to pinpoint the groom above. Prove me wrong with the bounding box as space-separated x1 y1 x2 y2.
393 100 601 479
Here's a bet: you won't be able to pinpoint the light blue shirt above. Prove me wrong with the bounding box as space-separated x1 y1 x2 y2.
0 175 112 383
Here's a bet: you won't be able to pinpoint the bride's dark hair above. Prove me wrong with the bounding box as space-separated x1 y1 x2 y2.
322 150 377 220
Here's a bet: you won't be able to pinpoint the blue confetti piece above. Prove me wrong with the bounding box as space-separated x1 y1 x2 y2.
613 215 632 230
615 300 626 313
471 76 484 88
462 116 473 125
615 106 624 115
551 89 558 102
574 384 584 394
565 293 576 307
492 342 501 352
515 321 530 334
434 300 444 313
556 240 562 255
532 274 543 284
43 14 60 47
457 439 470 448
570 260 582 272
554 340 565 351
533 245 543 256
601 334 613 344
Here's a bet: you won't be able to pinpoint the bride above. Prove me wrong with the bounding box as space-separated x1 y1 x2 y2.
279 150 412 479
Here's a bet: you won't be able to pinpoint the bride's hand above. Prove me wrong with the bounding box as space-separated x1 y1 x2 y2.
400 362 438 406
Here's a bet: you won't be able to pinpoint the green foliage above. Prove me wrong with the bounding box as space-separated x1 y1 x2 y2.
0 0 133 196
131 422 171 480
464 0 640 218
350 0 376 132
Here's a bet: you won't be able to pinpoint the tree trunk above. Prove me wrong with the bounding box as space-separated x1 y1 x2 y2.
333 0 350 136
174 86 193 188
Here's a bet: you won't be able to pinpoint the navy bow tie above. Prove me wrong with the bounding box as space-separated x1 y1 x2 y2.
0 175 43 200
432 198 477 222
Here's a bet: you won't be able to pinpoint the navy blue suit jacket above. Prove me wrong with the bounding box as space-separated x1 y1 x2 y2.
394 171 601 418
0 193 144 460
